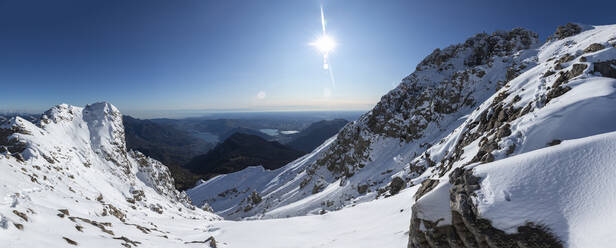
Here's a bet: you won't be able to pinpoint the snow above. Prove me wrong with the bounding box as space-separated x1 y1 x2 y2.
0 102 220 247
209 186 416 248
0 102 417 247
406 23 616 247
412 180 451 225
473 131 616 248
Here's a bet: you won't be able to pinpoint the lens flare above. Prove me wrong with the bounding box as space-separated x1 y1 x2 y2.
311 35 336 54
310 5 337 90
310 6 337 71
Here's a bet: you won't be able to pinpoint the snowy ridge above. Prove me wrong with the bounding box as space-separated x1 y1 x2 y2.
0 102 221 247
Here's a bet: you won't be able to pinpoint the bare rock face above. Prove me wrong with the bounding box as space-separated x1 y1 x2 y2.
408 168 562 248
414 179 439 201
594 60 616 78
550 23 582 40
313 28 538 180
583 43 605 53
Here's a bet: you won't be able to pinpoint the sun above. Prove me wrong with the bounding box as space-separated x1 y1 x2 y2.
311 35 336 54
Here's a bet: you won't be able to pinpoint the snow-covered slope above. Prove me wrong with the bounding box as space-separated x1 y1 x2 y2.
0 102 220 247
410 131 616 248
189 23 616 247
401 23 616 247
473 132 616 247
207 186 417 248
188 27 541 220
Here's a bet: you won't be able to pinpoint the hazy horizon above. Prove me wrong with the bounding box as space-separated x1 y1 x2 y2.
0 103 368 119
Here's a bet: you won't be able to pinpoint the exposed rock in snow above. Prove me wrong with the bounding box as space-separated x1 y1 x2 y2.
549 23 582 40
410 131 616 248
407 23 616 248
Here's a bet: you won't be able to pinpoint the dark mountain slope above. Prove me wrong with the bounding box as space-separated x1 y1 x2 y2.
287 119 348 153
123 115 212 166
123 116 213 190
219 127 272 141
185 133 305 174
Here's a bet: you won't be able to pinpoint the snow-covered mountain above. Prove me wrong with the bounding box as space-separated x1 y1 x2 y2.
407 23 616 248
0 102 220 247
188 23 616 247
188 26 540 219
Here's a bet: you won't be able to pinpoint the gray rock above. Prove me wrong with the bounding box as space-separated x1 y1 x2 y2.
584 43 605 53
389 176 405 195
550 23 581 40
414 179 439 201
408 168 563 248
594 60 616 78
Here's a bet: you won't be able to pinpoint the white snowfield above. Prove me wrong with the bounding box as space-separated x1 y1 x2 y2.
210 186 416 248
473 131 616 248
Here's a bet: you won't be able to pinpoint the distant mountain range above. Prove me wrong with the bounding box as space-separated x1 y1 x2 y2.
218 127 271 141
122 115 350 189
123 116 213 166
122 116 213 190
0 113 39 124
287 119 348 153
185 133 305 174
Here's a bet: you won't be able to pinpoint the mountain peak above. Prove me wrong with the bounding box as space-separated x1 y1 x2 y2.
40 103 82 124
416 27 538 71
83 101 126 154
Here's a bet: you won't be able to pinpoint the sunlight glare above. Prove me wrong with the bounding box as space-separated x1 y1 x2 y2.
311 35 336 54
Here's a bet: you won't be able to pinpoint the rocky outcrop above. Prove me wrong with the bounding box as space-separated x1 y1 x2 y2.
583 43 605 53
313 28 538 180
0 118 29 155
594 60 616 78
550 23 581 40
408 168 562 248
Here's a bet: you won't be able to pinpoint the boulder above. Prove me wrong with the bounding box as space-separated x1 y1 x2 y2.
594 60 616 78
584 43 605 53
550 23 581 40
389 177 405 195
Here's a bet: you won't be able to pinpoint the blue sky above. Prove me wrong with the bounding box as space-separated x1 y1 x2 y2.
1 0 615 116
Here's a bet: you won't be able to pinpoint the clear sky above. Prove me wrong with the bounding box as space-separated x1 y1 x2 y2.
1 0 615 116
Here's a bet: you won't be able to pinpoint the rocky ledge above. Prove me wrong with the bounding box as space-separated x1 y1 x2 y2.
408 168 562 248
